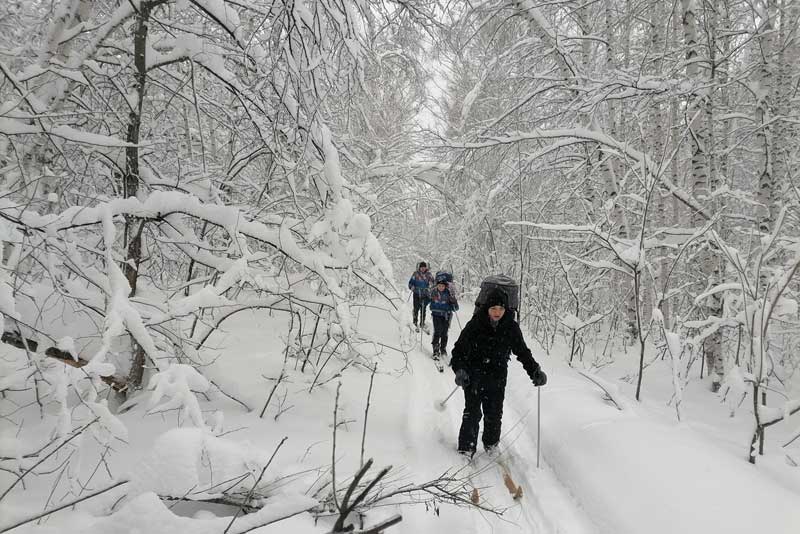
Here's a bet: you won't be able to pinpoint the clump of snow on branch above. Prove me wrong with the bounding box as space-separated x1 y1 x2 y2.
149 288 234 325
664 332 684 412
653 309 684 419
146 364 211 428
47 360 73 439
86 398 129 443
56 336 78 361
719 366 749 417
39 350 126 443
618 244 643 268
95 207 162 369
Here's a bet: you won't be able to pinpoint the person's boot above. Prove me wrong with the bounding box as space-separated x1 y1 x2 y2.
457 448 474 459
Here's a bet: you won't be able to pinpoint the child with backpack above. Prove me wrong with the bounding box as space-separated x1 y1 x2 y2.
429 271 459 360
450 275 546 457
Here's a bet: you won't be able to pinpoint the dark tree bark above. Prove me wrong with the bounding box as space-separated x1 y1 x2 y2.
124 1 166 391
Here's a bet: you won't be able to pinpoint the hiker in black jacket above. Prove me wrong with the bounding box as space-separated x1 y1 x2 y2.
450 288 547 456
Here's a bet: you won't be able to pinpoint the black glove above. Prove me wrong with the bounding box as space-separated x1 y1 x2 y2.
531 367 547 387
454 369 470 388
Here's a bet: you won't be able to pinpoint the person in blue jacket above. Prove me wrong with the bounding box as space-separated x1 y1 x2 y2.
408 261 434 331
429 276 459 359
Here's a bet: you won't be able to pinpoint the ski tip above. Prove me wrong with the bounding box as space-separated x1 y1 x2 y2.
503 473 523 499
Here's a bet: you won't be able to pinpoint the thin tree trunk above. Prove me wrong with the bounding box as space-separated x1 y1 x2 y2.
124 1 163 392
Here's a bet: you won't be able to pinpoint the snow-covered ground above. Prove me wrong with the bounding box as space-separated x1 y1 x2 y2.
2 301 799 533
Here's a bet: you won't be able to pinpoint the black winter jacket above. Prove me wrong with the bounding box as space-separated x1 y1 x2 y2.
450 308 540 382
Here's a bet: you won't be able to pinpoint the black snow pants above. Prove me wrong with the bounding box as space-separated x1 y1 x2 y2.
432 314 450 353
412 293 429 326
457 376 506 453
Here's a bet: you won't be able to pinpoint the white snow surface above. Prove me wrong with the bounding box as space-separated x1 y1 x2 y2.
1 303 799 534
540 364 800 534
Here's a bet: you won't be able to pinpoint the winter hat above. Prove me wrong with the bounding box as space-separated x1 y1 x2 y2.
419 261 428 269
484 288 508 309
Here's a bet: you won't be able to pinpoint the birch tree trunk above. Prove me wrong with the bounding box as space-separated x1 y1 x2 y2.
750 1 776 447
682 0 723 389
773 0 799 214
754 0 777 235
649 0 671 329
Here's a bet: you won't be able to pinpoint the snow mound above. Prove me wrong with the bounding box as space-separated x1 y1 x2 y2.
130 428 269 500
64 491 317 534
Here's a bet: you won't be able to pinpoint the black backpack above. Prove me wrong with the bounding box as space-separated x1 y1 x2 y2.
474 274 520 316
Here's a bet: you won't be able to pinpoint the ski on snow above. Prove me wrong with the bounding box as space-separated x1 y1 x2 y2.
464 450 523 504
496 455 523 499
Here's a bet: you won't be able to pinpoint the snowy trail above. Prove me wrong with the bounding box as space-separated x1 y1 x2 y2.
501 386 597 534
401 326 477 533
383 302 799 534
397 312 597 534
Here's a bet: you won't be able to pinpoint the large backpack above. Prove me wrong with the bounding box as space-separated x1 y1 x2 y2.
435 271 453 284
474 274 520 317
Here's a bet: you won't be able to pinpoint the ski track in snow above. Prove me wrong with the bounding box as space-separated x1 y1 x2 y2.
400 315 597 534
502 386 598 534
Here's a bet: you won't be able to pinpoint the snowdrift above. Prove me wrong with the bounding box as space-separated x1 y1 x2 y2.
518 362 800 534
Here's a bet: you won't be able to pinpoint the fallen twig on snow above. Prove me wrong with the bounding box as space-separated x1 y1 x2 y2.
577 370 630 411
